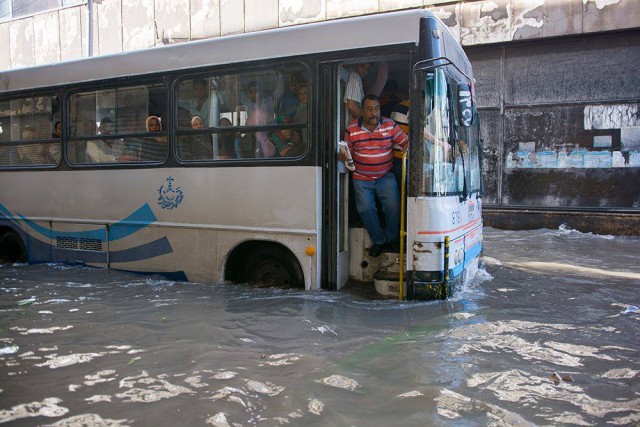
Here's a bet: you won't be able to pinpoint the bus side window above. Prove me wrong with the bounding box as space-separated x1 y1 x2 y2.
0 95 60 168
176 64 309 162
68 82 167 165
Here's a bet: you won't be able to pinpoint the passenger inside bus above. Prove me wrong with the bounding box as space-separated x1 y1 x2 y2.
52 121 61 138
380 79 402 118
217 117 238 160
390 88 410 192
271 116 303 158
343 61 388 120
277 71 305 119
292 82 308 124
140 115 167 162
293 82 308 146
12 126 45 165
243 80 279 157
190 79 212 127
86 118 138 163
184 115 213 160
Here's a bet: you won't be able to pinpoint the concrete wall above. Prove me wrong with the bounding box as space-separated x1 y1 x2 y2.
2 0 639 70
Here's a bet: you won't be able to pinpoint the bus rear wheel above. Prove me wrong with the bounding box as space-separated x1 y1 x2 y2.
0 231 27 264
243 246 304 289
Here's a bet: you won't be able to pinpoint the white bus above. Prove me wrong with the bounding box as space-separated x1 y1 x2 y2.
0 9 482 300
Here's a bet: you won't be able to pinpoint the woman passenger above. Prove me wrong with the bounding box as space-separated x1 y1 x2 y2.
140 115 167 161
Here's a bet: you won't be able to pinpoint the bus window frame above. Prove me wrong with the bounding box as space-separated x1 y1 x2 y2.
0 92 62 170
173 61 312 165
66 79 169 167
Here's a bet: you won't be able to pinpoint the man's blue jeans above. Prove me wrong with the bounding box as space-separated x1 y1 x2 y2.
352 173 400 246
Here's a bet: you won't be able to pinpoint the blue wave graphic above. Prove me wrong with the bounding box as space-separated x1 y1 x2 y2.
10 203 157 242
51 236 174 264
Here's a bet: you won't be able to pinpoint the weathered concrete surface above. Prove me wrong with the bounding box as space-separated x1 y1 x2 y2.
484 209 640 236
380 0 423 12
8 17 35 69
326 0 378 20
220 0 244 35
429 3 461 42
59 7 84 62
2 0 640 70
34 11 60 66
122 0 155 52
191 0 221 39
96 0 123 56
0 23 11 70
156 0 191 43
279 0 326 26
470 29 640 213
461 0 511 45
245 0 279 32
583 0 638 33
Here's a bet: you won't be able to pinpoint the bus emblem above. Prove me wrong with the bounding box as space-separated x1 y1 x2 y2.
158 176 184 210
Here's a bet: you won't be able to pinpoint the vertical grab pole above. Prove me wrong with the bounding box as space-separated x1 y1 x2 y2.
398 152 408 301
106 224 110 269
442 235 450 299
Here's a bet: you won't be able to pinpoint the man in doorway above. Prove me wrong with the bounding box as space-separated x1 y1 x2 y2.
340 94 408 257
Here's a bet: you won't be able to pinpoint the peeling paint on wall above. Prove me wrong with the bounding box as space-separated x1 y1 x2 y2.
280 0 325 26
585 0 622 10
584 104 640 130
512 0 545 32
326 0 378 20
191 0 221 39
461 1 511 45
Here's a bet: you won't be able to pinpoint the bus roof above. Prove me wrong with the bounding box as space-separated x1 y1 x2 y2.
0 9 444 94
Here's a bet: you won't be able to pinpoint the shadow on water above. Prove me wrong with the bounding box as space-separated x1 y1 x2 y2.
0 226 639 426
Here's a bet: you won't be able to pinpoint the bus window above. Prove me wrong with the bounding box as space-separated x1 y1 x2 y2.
176 64 309 161
68 82 167 164
0 95 60 168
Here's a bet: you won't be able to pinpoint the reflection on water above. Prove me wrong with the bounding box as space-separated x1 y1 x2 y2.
1 227 639 426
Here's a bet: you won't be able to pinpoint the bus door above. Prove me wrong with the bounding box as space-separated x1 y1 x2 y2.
320 63 349 290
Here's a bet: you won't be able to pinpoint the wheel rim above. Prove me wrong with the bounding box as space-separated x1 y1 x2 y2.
250 259 291 286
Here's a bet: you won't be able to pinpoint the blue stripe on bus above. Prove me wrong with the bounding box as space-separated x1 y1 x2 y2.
49 236 173 264
109 237 173 262
12 203 157 242
450 241 483 279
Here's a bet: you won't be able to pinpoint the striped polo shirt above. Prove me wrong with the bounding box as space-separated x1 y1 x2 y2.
344 117 408 181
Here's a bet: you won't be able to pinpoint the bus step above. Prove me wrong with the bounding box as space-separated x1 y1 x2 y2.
374 251 401 273
373 270 404 298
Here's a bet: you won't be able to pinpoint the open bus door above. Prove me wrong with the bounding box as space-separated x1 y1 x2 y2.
320 62 350 290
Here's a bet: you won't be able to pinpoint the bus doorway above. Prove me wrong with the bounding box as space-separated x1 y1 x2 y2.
320 57 412 292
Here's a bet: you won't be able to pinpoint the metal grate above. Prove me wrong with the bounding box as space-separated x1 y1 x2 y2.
56 236 103 252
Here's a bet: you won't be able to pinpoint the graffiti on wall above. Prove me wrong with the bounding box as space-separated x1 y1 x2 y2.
506 103 640 169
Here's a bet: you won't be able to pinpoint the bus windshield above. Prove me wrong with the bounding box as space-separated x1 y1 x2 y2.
415 68 465 197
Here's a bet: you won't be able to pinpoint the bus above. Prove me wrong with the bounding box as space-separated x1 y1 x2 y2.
0 9 482 301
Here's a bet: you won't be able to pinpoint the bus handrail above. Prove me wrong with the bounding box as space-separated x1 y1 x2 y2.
412 56 472 82
399 151 407 301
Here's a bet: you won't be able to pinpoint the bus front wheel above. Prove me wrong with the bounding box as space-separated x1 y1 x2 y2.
243 246 304 289
0 231 27 264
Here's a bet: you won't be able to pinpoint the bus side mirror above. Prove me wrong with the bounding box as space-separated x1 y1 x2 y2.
456 82 473 127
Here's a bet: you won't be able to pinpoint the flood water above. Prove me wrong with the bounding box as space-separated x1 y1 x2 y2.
1 227 639 426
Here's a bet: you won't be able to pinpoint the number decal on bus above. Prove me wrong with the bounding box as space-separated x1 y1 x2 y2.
452 211 461 225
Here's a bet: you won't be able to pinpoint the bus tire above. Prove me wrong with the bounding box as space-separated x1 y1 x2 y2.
243 246 304 288
0 231 27 264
